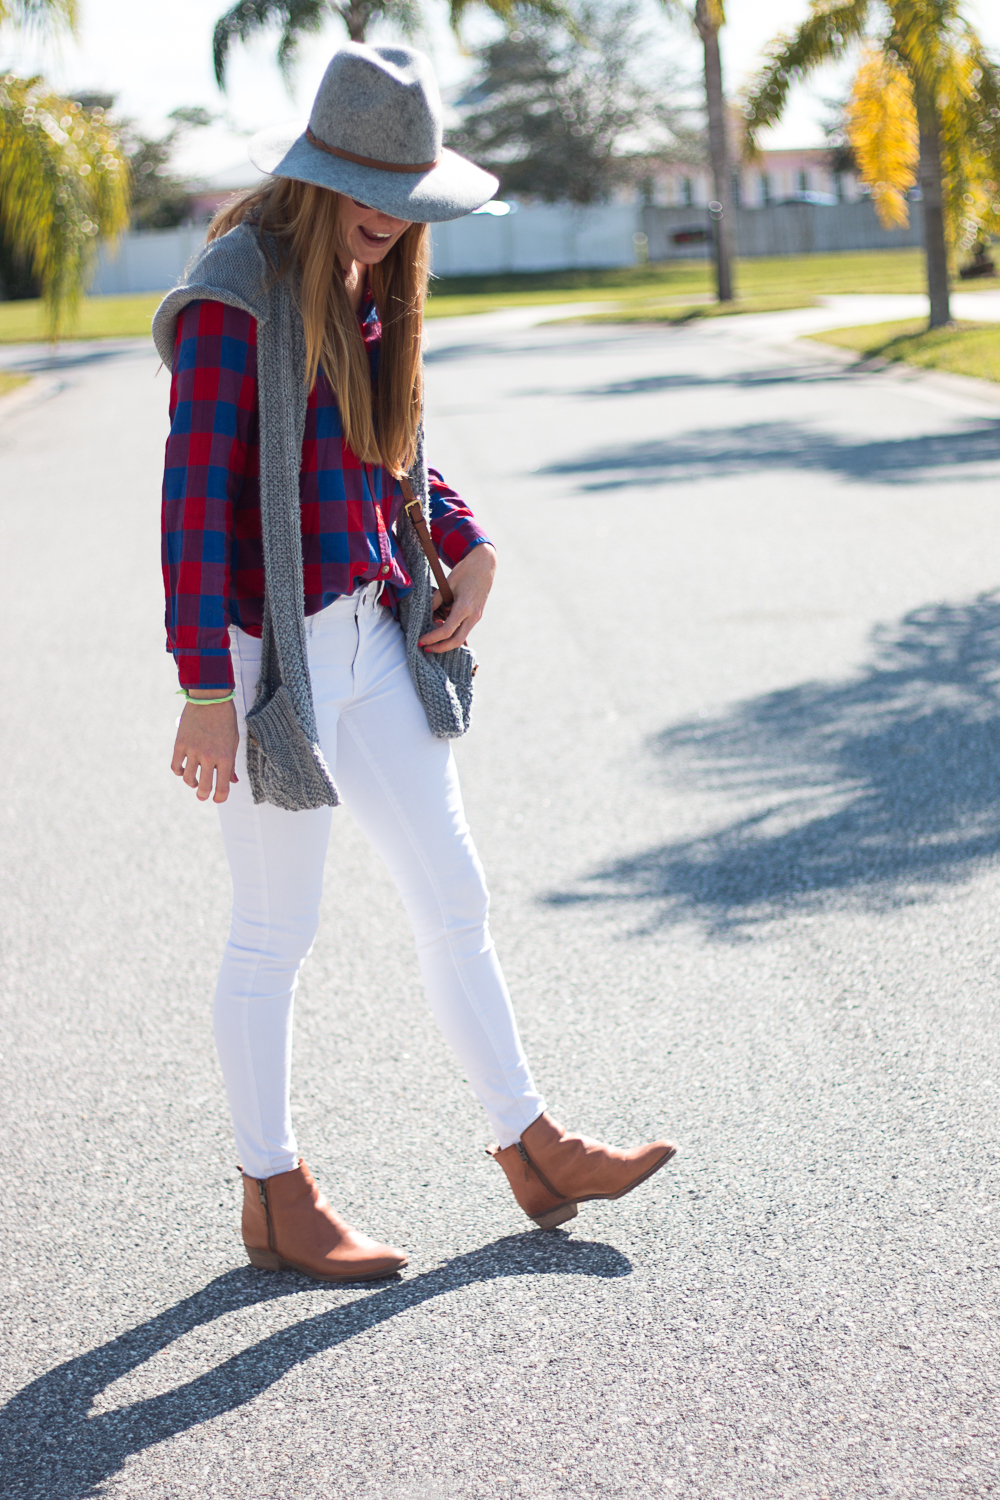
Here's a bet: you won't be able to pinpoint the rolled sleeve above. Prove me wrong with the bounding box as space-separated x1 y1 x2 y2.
161 301 257 689
427 467 492 568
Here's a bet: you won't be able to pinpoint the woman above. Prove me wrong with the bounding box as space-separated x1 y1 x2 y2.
154 42 675 1283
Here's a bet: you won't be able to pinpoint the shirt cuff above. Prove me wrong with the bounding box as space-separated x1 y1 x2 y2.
437 523 492 569
171 646 235 692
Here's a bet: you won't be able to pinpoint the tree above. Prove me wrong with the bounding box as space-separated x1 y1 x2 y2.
0 1 130 329
212 0 565 88
123 108 216 231
661 0 735 302
743 1 1000 329
446 1 700 205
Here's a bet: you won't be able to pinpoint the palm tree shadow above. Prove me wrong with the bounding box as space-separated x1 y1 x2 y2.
0 1233 629 1500
546 592 1000 937
538 418 1000 490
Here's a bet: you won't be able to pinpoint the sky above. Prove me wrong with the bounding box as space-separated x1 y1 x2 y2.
3 0 999 181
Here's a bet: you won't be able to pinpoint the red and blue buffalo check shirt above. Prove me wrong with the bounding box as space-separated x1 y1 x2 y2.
162 296 490 689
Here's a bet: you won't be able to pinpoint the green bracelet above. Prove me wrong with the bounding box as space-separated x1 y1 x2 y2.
177 688 235 705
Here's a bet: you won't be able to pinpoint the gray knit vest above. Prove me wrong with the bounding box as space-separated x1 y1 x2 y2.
153 222 475 812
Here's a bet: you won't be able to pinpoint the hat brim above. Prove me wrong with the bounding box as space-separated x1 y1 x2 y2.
248 122 498 223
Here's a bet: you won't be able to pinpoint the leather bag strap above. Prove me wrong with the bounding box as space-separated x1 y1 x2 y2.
399 475 455 613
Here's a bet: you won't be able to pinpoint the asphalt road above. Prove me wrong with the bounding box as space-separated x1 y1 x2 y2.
1 305 999 1500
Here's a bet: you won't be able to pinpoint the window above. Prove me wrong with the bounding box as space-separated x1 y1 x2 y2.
681 177 693 207
798 169 809 193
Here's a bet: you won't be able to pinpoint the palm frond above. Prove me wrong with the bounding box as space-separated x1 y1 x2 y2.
847 47 918 227
450 0 578 41
0 76 129 335
887 0 966 95
930 23 1000 252
0 0 76 35
275 0 329 79
742 0 870 157
213 0 326 88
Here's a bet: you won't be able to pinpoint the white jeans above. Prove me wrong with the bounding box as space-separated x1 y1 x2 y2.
214 584 545 1180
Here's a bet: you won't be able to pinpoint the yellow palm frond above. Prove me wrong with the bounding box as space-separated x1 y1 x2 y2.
847 47 919 228
0 76 130 335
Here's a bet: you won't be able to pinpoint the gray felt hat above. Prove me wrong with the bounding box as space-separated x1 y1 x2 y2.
248 43 498 223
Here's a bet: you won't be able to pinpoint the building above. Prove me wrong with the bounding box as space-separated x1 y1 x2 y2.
186 162 265 225
649 147 864 209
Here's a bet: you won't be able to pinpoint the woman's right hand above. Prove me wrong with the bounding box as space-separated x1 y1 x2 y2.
171 697 240 804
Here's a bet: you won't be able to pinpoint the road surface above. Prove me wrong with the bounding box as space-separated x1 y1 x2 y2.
1 303 999 1499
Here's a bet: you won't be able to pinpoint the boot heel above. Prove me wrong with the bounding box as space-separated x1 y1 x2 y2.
533 1202 578 1231
245 1244 282 1271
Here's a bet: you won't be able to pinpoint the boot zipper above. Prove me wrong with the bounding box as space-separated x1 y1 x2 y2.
516 1140 563 1200
257 1179 275 1253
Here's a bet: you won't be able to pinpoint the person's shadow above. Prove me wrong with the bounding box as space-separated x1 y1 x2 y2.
547 591 1000 937
0 1234 630 1499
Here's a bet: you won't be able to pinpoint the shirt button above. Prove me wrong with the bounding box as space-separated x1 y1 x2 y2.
379 564 389 577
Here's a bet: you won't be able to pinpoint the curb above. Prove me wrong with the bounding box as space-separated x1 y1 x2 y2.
0 374 67 420
785 334 1000 410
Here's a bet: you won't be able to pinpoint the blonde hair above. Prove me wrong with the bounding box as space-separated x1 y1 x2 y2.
209 178 429 476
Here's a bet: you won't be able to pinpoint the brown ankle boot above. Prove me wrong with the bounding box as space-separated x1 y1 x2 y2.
240 1159 407 1282
488 1112 676 1230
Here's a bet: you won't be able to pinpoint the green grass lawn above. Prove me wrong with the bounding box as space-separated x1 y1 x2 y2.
0 371 30 397
806 318 1000 384
0 293 163 344
426 247 999 318
1 248 997 342
562 291 821 324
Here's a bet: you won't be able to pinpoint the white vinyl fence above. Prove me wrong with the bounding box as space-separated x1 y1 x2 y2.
430 203 639 275
83 198 927 298
641 199 924 261
88 225 207 295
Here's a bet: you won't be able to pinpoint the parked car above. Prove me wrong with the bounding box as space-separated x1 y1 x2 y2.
775 191 839 206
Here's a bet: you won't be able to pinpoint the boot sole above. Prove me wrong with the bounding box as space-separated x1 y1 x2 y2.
529 1144 677 1230
244 1245 406 1281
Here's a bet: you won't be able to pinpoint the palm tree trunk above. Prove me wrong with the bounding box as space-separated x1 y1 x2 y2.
340 0 371 41
694 0 735 303
914 84 950 328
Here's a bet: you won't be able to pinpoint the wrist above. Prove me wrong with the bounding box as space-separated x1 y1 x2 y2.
178 687 235 705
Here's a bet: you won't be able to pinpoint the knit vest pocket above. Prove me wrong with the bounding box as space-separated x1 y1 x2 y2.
245 681 339 811
395 426 477 739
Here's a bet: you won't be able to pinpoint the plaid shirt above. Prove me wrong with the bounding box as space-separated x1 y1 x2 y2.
162 297 490 689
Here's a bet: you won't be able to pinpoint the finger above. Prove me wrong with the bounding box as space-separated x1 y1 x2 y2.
214 761 236 803
420 603 470 645
424 604 481 652
195 760 217 802
424 622 471 652
171 741 187 777
182 753 201 789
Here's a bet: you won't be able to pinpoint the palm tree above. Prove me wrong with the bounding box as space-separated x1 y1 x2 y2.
213 0 567 89
662 0 734 303
743 1 1000 329
0 0 130 333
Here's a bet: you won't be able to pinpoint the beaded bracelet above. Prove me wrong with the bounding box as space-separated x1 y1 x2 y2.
176 688 236 705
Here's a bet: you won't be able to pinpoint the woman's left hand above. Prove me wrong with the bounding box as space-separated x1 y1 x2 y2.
419 543 497 654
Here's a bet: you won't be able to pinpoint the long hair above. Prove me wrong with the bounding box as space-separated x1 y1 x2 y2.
209 178 428 476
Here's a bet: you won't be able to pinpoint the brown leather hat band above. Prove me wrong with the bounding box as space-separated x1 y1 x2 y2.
304 127 439 175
